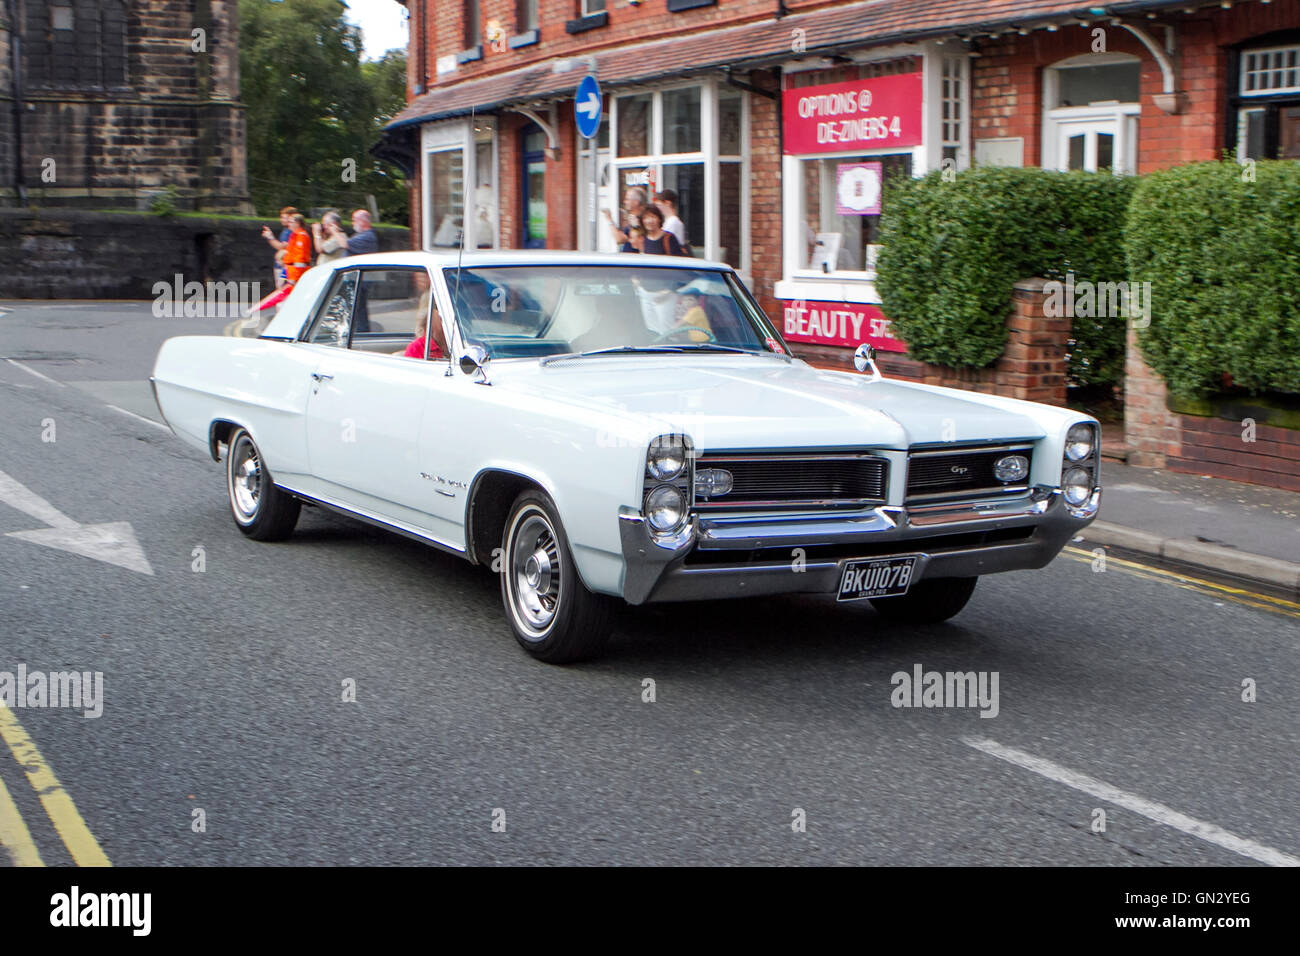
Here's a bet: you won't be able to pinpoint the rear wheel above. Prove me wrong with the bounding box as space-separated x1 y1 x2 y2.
226 428 300 541
869 576 977 624
500 489 616 663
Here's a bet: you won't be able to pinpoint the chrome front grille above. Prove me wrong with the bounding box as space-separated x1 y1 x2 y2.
905 443 1034 502
693 453 888 511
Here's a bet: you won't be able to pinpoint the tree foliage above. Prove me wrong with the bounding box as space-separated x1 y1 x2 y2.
239 0 408 224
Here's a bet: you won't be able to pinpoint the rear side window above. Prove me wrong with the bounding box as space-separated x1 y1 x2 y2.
304 270 359 347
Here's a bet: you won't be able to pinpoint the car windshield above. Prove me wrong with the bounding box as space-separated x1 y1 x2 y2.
442 264 785 359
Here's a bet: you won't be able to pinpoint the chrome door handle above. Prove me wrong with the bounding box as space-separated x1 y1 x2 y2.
311 372 334 382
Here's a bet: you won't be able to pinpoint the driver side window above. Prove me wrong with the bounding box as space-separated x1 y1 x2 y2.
305 270 359 347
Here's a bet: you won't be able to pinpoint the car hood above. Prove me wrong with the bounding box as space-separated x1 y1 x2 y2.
499 355 1046 450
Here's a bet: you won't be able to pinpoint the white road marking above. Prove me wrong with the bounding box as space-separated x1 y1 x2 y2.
963 737 1300 867
105 404 170 433
5 359 64 387
0 469 153 575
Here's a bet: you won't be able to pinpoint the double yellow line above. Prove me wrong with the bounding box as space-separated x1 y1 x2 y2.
0 705 110 867
1063 545 1300 620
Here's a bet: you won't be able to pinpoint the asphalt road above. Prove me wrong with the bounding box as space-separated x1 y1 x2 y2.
0 300 1297 866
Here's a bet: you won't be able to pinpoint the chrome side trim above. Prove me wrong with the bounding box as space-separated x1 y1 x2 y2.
278 485 468 558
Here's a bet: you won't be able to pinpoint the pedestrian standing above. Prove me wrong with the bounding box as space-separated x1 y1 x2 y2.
602 186 647 247
260 206 298 290
313 210 349 265
654 190 689 252
639 205 684 256
347 209 379 256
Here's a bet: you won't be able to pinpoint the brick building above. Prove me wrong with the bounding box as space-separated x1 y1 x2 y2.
382 0 1300 367
0 0 250 211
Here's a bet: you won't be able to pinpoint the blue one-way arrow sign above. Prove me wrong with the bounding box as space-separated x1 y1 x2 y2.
575 74 602 140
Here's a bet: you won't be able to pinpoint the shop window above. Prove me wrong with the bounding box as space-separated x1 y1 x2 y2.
616 93 651 157
522 125 548 249
1234 40 1300 160
799 154 910 273
602 81 748 271
427 149 465 248
663 87 701 154
1043 54 1139 174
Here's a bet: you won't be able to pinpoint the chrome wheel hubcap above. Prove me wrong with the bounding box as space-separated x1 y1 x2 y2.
231 438 261 519
511 513 560 633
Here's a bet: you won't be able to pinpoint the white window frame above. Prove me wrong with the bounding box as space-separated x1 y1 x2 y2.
581 0 605 17
776 43 948 303
1041 53 1141 175
598 78 750 278
1240 43 1300 96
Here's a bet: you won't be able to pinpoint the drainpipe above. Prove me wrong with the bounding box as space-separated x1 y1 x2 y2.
5 0 26 204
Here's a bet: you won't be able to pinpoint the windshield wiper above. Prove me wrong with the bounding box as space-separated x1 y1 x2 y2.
540 346 687 365
664 344 754 354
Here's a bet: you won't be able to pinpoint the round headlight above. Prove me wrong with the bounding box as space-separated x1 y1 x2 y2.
647 436 686 481
646 485 687 532
1065 423 1095 461
993 454 1029 483
1062 467 1092 506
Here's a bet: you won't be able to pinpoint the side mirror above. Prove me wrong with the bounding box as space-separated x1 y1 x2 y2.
459 345 491 385
853 343 881 380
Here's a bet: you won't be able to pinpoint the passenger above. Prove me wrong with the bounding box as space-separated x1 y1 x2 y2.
675 291 712 342
397 307 446 360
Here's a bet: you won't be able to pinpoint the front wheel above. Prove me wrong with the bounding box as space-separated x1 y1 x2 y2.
869 576 977 624
500 490 616 663
226 427 301 541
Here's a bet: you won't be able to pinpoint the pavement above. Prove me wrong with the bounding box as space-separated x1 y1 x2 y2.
1 299 1297 868
1080 460 1300 601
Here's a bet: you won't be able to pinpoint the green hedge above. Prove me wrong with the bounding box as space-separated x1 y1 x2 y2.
1124 160 1300 397
876 167 1135 386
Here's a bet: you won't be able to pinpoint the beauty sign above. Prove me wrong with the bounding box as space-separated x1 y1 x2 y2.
781 300 906 351
835 162 882 216
783 72 923 155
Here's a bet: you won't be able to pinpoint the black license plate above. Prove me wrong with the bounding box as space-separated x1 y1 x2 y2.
836 556 919 601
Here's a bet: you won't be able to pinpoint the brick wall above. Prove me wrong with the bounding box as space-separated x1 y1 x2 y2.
971 1 1300 172
1124 324 1182 468
1169 417 1300 493
748 69 781 315
796 279 1071 407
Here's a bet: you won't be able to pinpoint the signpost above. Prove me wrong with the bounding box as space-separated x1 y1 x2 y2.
576 74 601 250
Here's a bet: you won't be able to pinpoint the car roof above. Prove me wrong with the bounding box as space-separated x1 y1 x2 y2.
337 249 733 270
259 250 736 341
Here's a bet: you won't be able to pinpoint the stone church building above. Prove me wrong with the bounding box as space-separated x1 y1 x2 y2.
0 0 249 211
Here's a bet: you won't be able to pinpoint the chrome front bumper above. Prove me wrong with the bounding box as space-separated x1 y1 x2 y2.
617 487 1100 604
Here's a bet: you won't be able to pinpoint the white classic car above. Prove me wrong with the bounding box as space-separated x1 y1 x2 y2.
152 251 1101 663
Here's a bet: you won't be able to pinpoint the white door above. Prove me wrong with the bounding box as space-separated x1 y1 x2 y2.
1050 113 1136 173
